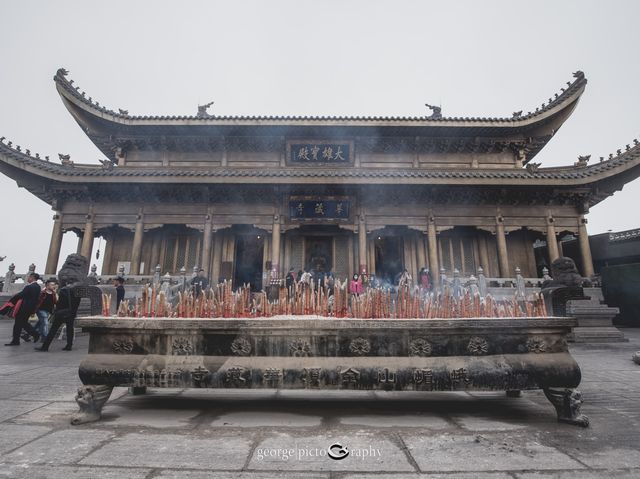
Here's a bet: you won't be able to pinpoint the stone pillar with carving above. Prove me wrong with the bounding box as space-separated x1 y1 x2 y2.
271 214 281 280
358 214 367 275
578 216 595 277
495 215 509 278
201 213 213 276
546 216 559 263
130 211 144 275
45 212 64 274
80 210 94 260
427 216 439 285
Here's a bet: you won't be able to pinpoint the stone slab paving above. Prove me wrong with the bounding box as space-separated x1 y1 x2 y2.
80 432 253 470
402 433 585 471
0 424 50 454
0 319 639 478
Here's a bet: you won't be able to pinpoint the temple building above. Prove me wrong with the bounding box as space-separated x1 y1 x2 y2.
1 68 640 288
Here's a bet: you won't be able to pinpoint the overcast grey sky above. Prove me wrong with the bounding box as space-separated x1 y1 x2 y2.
1 0 639 274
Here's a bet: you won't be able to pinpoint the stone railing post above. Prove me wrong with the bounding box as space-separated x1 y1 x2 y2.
515 266 526 301
439 267 447 291
153 265 161 285
89 264 98 279
452 268 462 299
2 263 17 292
180 266 187 292
477 266 487 297
468 274 479 296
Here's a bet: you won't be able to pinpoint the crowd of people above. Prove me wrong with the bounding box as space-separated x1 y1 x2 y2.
1 271 127 351
283 266 434 297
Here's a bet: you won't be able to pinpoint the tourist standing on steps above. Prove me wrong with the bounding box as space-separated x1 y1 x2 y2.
34 279 58 341
4 273 42 346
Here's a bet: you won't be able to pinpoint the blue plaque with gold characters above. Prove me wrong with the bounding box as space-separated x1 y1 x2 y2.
289 197 351 221
287 140 353 165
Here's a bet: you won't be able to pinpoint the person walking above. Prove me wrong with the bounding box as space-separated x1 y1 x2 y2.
34 279 57 342
4 273 41 346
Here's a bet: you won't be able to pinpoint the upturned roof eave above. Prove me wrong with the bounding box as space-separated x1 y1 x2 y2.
54 68 587 134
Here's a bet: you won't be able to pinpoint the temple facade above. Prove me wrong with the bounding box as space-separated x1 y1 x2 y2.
1 69 639 288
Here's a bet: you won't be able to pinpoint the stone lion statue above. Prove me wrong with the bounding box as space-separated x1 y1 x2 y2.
58 253 89 287
542 256 590 288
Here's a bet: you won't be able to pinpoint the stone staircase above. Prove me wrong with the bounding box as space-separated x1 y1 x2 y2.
567 287 626 342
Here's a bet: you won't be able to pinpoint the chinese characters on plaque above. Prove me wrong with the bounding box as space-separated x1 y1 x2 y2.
289 198 350 221
287 141 353 164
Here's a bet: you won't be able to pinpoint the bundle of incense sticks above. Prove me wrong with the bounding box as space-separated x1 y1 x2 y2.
101 293 111 316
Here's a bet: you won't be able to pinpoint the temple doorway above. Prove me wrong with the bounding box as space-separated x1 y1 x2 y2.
374 236 403 285
234 234 264 291
305 237 333 274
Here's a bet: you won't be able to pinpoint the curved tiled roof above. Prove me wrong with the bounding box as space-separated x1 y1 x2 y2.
1 134 638 186
53 68 586 125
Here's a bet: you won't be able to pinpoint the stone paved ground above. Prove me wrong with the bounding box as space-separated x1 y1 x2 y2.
0 319 639 479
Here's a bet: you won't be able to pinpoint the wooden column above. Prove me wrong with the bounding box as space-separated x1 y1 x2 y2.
45 213 64 274
495 216 509 277
578 216 595 277
477 231 490 275
130 212 144 275
76 234 83 254
150 235 161 271
102 235 114 275
80 212 94 260
271 215 281 279
368 237 376 275
358 214 367 275
546 216 559 263
427 216 439 284
201 214 213 276
416 234 426 270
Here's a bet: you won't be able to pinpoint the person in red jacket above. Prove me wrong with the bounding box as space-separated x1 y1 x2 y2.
34 279 58 341
349 274 363 296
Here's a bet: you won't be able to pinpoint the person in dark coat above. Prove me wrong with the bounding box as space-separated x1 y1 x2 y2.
36 254 88 352
113 276 125 312
4 273 42 346
190 269 209 296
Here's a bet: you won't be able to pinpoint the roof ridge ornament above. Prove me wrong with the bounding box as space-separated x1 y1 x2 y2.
58 153 74 166
99 158 115 170
574 155 590 167
424 103 442 119
197 101 215 119
525 162 541 174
